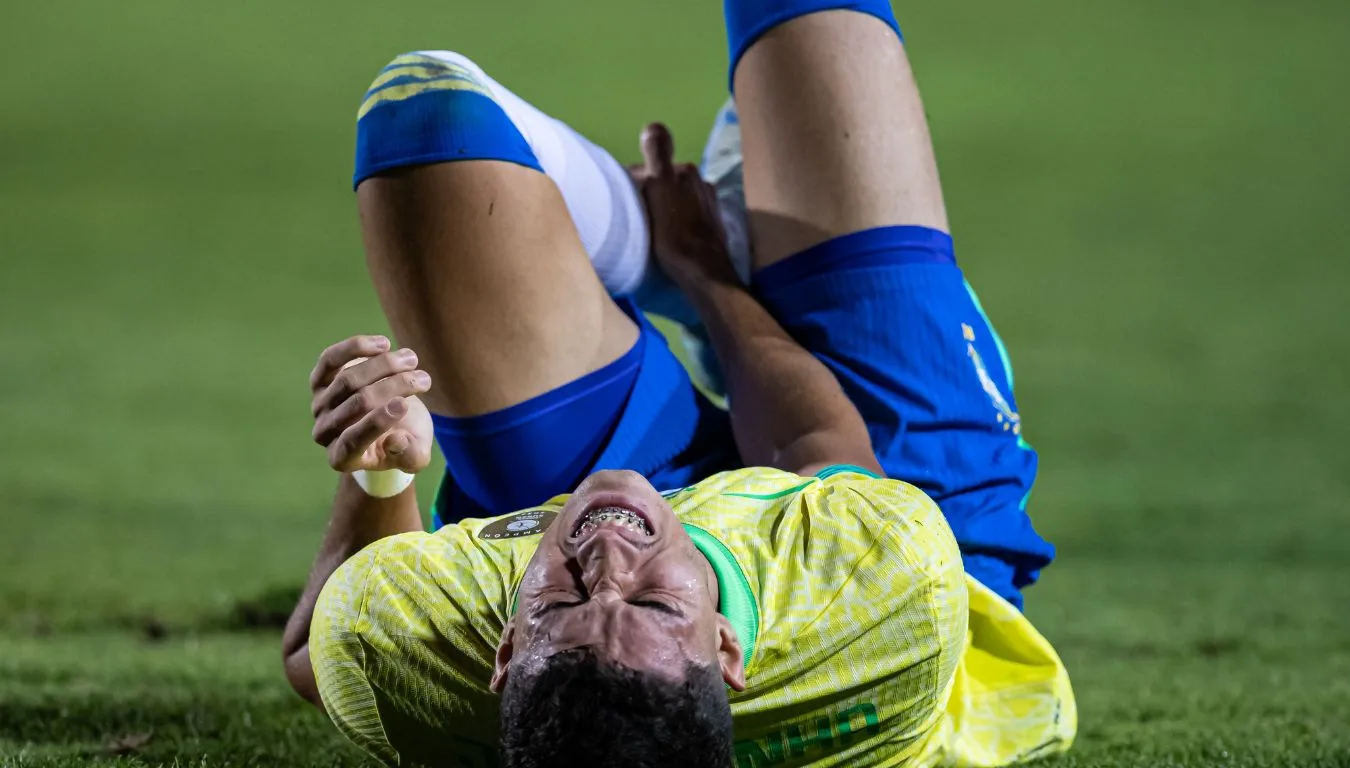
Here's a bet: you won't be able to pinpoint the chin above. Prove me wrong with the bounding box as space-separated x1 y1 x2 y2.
567 470 671 540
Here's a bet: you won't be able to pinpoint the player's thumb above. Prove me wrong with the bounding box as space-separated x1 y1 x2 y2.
381 429 415 468
640 122 675 178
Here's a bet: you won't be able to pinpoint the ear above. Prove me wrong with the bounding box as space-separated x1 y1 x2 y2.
714 615 747 692
489 617 516 694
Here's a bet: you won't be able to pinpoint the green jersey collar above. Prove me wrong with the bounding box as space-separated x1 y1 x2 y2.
683 523 758 673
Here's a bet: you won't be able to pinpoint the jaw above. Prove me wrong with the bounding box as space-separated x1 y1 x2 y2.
562 484 681 553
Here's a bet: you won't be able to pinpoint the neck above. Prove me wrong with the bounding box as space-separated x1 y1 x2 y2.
698 550 721 611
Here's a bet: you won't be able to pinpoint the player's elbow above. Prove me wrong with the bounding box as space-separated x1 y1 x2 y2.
281 596 323 707
284 644 324 709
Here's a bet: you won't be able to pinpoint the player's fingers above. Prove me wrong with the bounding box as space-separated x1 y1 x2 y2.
695 175 721 216
312 368 431 447
310 335 390 391
312 348 419 418
673 163 708 196
378 428 431 473
328 398 408 472
383 430 411 457
677 164 710 194
670 164 718 216
640 122 675 179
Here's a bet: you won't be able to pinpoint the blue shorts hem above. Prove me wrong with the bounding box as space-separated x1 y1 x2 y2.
752 225 955 291
726 3 903 91
432 299 736 526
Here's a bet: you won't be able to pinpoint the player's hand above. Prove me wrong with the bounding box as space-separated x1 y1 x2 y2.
632 122 740 287
309 336 434 474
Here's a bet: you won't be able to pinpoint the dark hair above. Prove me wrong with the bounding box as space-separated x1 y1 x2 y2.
499 648 734 768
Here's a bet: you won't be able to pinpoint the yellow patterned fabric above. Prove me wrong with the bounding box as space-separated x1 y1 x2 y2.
311 467 1074 767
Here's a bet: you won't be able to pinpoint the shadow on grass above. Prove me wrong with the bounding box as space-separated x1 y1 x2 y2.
221 585 302 631
0 693 369 766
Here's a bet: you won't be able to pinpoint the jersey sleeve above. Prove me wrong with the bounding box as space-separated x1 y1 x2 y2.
310 529 513 768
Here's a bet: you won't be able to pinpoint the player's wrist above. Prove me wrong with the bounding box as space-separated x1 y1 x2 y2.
681 269 753 317
351 468 416 498
666 258 742 299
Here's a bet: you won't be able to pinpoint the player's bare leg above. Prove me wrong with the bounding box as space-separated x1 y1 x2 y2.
713 1 1056 610
350 52 736 525
359 162 637 418
731 8 947 269
352 51 644 417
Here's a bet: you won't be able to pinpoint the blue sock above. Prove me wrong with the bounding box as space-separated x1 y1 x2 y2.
724 0 902 90
353 52 541 189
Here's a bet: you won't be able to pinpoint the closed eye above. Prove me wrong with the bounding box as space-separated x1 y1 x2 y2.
534 599 685 618
629 600 686 618
535 600 583 617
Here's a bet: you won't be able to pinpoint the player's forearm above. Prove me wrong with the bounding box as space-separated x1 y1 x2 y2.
682 276 881 475
282 473 423 706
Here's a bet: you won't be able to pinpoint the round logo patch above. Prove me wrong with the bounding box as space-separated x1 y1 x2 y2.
479 509 558 540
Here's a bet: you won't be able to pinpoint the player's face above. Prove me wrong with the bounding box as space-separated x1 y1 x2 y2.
497 470 727 686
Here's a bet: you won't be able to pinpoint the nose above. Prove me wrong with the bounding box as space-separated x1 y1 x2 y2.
577 533 638 593
581 568 626 603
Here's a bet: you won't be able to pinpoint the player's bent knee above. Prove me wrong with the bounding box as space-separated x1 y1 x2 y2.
354 51 540 189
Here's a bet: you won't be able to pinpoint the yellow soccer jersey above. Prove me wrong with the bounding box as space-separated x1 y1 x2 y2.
311 466 1074 768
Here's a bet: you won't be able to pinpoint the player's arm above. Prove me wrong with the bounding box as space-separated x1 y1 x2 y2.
281 336 433 707
635 124 881 478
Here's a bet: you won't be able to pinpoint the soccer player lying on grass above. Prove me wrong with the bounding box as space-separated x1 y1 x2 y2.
282 1 1076 766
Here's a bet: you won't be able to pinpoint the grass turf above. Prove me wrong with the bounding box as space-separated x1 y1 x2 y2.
2 0 1349 765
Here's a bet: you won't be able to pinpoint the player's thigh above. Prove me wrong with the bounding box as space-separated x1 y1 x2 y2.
734 11 948 268
358 145 636 417
355 57 734 522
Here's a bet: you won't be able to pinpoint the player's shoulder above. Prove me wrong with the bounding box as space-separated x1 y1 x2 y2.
325 506 553 611
319 528 487 612
674 464 958 580
315 517 533 664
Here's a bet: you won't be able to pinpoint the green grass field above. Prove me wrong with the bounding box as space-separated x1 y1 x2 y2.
3 0 1349 766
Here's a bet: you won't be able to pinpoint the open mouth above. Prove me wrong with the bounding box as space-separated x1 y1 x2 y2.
572 503 654 538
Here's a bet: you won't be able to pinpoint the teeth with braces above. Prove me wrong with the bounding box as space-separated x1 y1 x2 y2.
575 506 652 537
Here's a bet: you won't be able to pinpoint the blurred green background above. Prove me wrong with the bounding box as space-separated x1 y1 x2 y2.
2 0 1348 765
